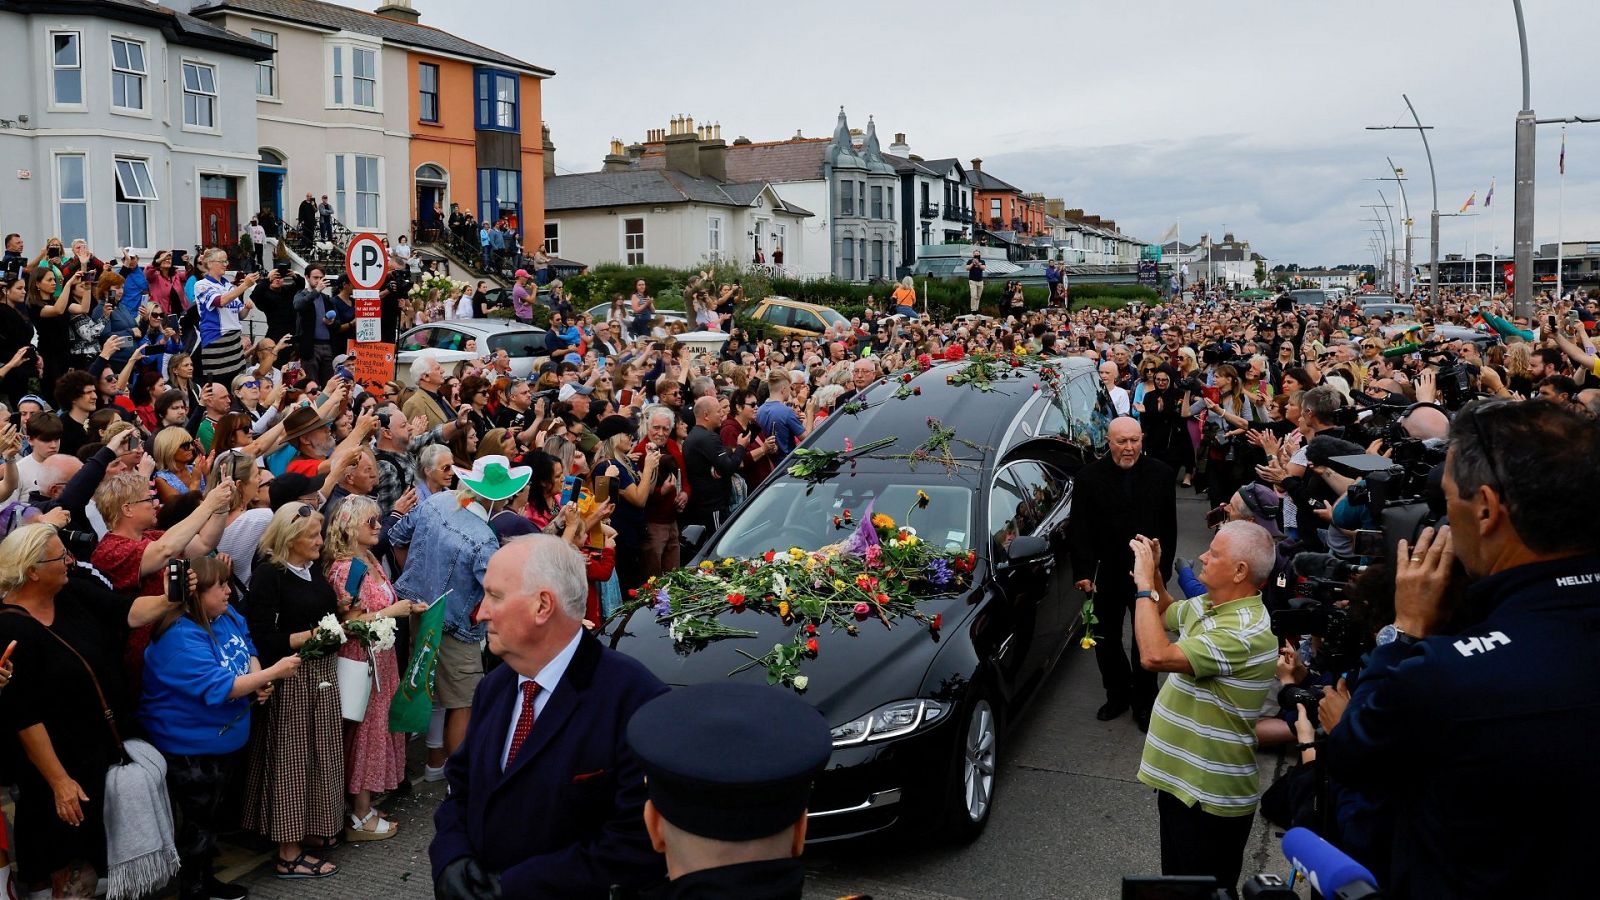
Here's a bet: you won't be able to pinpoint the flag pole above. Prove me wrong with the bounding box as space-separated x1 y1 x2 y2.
1472 209 1479 295
1557 126 1566 302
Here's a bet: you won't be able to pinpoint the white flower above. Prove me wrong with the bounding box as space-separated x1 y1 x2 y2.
370 616 399 652
791 676 809 691
317 681 332 690
315 613 348 644
667 620 683 643
771 573 788 600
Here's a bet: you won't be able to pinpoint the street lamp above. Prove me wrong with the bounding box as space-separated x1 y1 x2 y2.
1368 95 1439 307
1512 0 1535 316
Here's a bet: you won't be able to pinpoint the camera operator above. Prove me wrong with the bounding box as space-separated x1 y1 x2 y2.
1323 400 1600 899
1273 385 1347 552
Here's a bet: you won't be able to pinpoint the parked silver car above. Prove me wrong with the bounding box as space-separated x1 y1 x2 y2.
395 319 548 385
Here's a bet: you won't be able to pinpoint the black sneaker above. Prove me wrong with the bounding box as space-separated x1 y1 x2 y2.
1096 699 1129 721
1133 707 1151 733
207 877 248 900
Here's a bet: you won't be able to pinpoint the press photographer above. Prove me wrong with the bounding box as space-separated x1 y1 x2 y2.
1323 399 1600 899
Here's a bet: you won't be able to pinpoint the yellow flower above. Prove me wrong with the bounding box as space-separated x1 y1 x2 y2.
915 490 930 508
698 561 715 572
778 601 790 618
832 579 846 590
788 547 805 560
902 534 919 546
872 513 896 530
1080 636 1097 650
804 558 817 571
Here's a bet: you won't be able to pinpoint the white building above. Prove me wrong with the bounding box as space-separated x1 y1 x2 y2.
0 0 269 256
1296 268 1362 290
883 137 972 272
1160 232 1266 287
543 119 813 271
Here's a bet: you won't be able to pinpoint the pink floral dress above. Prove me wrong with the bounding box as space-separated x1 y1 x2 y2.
329 557 407 795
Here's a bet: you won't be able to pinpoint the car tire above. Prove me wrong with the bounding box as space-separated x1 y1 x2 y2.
940 688 999 844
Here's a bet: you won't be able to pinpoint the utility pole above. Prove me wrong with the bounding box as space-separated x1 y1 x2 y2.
1512 0 1536 316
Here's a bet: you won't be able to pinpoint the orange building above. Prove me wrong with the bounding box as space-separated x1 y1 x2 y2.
407 44 551 245
967 158 1045 236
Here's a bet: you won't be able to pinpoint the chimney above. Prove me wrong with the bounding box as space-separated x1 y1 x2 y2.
602 138 631 173
1044 198 1065 217
625 142 645 160
889 132 910 156
663 115 701 178
374 0 420 24
970 157 982 172
698 135 727 182
541 122 555 178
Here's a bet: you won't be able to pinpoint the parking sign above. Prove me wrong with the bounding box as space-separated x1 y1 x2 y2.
345 233 388 291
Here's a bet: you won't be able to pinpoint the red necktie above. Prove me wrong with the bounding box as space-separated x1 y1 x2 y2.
506 680 541 767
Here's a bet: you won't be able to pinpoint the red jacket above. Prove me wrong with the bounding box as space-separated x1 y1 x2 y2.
583 545 616 624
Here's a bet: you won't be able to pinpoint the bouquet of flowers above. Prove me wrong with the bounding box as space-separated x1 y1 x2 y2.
344 615 399 653
625 500 976 692
298 613 348 659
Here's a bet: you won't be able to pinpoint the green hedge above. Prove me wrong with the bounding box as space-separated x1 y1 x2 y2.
549 264 1155 322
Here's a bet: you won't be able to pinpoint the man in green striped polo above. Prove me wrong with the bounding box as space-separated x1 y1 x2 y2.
1128 522 1278 898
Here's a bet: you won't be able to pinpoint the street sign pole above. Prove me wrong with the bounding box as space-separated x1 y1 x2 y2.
345 233 395 386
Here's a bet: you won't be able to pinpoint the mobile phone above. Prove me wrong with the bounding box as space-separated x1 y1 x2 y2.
597 356 607 369
47 246 61 259
166 558 191 604
594 475 613 504
560 475 579 506
618 388 635 407
335 365 352 381
0 639 15 669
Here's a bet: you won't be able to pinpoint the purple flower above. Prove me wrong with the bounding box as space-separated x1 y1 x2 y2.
653 588 671 616
926 558 954 587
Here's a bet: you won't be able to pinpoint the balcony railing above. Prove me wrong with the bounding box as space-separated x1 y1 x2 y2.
920 202 940 219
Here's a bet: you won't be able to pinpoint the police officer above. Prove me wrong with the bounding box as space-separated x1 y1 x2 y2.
627 682 834 900
1324 400 1600 899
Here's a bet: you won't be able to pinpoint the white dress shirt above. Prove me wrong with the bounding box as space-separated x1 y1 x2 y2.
501 628 583 770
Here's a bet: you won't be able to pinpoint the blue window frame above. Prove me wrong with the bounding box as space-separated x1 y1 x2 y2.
477 168 522 232
474 68 518 132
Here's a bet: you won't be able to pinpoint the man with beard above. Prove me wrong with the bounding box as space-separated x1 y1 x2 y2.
1066 417 1177 731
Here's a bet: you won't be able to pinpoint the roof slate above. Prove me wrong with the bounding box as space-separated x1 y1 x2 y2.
187 0 551 74
3 0 271 57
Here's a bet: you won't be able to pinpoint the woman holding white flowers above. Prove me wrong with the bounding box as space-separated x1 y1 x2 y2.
323 496 418 842
242 502 346 880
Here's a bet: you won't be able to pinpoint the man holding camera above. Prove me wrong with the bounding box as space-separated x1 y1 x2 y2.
1324 400 1600 899
965 251 986 313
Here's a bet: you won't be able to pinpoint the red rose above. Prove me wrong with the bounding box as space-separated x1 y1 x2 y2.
727 593 745 608
763 550 776 562
917 353 933 370
875 592 889 604
930 614 943 633
853 602 871 619
805 623 817 635
806 638 819 654
627 589 639 598
901 373 913 383
913 387 922 395
1032 383 1040 391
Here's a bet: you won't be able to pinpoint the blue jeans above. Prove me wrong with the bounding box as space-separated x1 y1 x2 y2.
481 247 492 271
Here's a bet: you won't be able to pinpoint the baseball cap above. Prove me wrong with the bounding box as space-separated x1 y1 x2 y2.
557 383 594 402
515 269 530 279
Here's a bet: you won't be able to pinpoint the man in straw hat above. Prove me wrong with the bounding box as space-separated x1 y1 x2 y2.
389 455 532 768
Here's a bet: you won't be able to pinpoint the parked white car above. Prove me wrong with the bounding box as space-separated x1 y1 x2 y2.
395 319 548 385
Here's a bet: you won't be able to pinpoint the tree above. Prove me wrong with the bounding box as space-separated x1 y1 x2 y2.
1253 259 1267 287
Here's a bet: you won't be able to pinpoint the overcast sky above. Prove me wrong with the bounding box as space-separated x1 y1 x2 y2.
380 0 1597 267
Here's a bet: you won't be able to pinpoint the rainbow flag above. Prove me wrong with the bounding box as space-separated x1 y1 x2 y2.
1460 192 1476 213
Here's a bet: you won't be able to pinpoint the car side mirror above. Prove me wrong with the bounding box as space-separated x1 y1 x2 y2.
681 524 706 553
1005 534 1051 565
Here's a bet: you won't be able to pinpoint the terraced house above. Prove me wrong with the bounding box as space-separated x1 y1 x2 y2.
0 0 270 254
188 0 551 248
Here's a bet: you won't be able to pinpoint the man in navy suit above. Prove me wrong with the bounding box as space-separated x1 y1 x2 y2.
431 534 669 899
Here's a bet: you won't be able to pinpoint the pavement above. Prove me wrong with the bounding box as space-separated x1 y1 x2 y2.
222 488 1306 900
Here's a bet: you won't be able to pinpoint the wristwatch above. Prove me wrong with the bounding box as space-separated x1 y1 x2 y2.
1134 590 1157 601
1393 628 1423 646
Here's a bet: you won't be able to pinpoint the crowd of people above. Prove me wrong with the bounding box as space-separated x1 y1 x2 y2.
0 216 1598 899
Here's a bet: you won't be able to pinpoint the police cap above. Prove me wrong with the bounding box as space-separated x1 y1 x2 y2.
627 682 831 841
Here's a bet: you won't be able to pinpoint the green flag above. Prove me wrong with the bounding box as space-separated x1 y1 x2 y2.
389 590 449 734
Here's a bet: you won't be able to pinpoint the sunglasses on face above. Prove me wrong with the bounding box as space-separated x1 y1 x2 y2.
239 381 259 390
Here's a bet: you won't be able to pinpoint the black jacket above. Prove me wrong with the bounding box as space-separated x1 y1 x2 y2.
1325 554 1600 900
1066 453 1176 590
642 857 803 900
681 424 744 527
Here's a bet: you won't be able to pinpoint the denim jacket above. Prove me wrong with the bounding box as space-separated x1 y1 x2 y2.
388 490 494 643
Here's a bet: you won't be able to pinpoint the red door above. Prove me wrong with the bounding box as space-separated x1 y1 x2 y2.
201 198 237 249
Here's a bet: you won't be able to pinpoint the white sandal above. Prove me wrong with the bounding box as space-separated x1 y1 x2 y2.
345 809 399 842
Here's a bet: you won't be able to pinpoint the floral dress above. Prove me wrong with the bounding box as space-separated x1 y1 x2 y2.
328 557 407 794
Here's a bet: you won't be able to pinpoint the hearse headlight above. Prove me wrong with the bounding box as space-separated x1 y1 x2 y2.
829 699 949 747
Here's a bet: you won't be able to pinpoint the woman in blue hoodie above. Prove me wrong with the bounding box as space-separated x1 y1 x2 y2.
141 554 299 900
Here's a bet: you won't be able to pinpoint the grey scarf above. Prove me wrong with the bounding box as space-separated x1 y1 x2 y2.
103 738 180 900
